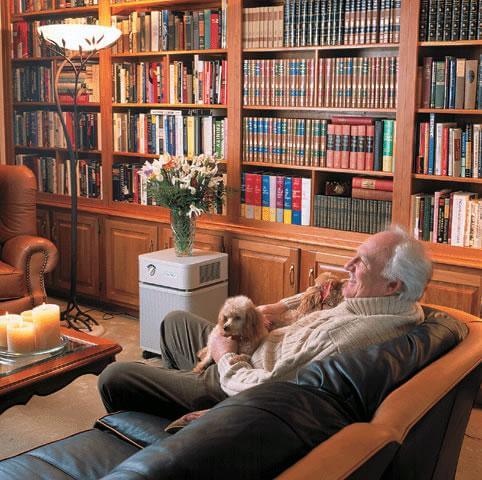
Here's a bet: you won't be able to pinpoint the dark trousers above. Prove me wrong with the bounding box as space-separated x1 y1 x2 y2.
98 310 227 419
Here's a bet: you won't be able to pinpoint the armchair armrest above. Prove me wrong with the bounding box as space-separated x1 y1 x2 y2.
2 235 58 304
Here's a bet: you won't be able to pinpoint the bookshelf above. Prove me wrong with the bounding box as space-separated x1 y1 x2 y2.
2 0 481 314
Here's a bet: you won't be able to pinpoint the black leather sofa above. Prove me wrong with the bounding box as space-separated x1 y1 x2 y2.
0 305 480 480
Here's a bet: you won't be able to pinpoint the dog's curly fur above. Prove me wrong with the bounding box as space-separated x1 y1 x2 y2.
193 295 268 374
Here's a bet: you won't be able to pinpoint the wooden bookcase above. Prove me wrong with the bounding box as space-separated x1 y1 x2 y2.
2 0 481 314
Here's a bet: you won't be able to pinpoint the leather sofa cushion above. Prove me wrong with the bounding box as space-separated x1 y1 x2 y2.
0 260 26 300
0 430 138 480
95 411 173 448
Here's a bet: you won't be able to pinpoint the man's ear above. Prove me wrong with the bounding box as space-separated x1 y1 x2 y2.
386 279 403 296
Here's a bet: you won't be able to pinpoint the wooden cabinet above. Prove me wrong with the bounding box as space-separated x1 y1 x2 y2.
104 218 158 308
422 265 482 316
50 211 100 297
36 208 50 240
230 238 299 305
299 249 351 293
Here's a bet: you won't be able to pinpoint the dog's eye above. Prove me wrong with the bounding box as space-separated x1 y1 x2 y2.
223 315 228 321
233 315 240 321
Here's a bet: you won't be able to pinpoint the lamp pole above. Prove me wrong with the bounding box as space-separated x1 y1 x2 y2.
38 25 121 330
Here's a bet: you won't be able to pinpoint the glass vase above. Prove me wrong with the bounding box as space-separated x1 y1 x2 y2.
170 209 195 257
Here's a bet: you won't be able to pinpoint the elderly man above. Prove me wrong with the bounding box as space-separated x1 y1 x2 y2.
98 226 433 416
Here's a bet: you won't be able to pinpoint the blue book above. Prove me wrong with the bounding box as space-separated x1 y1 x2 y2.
428 113 436 175
283 177 292 224
240 172 246 217
261 175 270 221
460 130 466 177
448 57 456 109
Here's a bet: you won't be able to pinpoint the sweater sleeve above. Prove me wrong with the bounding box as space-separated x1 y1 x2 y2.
217 353 276 396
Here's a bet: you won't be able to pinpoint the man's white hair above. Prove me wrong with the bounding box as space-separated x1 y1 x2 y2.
382 225 433 302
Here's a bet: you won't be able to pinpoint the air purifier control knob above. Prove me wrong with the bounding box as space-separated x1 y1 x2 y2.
147 264 156 276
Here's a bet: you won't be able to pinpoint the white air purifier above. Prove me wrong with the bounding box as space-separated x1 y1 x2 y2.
139 248 228 355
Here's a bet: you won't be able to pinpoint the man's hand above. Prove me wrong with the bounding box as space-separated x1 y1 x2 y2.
257 302 289 331
211 331 238 363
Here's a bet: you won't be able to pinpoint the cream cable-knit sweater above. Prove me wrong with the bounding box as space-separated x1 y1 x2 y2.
217 295 424 396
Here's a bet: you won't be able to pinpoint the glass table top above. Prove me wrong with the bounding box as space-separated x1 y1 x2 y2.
0 336 95 377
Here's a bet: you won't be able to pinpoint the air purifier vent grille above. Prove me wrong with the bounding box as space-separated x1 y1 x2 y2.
200 261 220 284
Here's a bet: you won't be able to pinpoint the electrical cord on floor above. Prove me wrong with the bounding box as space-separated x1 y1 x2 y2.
77 307 138 321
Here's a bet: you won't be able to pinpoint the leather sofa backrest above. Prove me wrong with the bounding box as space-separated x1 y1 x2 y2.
0 165 37 244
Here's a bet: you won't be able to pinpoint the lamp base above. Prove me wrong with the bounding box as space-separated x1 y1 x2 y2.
61 300 98 332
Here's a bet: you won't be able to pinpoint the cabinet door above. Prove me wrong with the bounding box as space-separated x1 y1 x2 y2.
105 218 158 308
231 238 299 305
50 211 100 297
161 227 224 252
299 250 351 293
422 265 481 316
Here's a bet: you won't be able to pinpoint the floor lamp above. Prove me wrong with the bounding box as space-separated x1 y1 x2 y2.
38 24 121 330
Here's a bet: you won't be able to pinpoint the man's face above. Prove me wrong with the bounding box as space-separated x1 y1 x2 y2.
342 232 399 299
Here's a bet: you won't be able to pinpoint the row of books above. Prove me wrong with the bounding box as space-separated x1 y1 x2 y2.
113 163 227 214
243 116 396 172
410 190 481 248
243 56 398 109
14 111 101 150
15 154 102 198
420 56 482 110
282 0 401 48
112 110 227 158
112 7 227 54
12 18 98 59
240 173 312 225
12 0 97 13
112 58 228 105
13 63 100 103
419 0 482 41
313 195 392 233
416 116 482 177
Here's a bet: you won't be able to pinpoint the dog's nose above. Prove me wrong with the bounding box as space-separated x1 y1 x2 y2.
223 324 230 331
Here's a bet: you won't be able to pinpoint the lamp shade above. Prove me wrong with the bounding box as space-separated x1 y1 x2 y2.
37 24 121 52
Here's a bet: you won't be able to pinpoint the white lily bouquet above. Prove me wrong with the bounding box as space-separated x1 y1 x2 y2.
140 154 226 256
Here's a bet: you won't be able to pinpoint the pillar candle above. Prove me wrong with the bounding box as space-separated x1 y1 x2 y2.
33 304 61 350
0 313 19 348
7 317 35 353
21 310 33 323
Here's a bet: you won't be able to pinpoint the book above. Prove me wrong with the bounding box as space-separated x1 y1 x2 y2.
464 59 478 109
352 177 394 191
301 177 311 226
283 176 292 224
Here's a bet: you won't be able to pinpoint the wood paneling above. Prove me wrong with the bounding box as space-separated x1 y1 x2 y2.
50 211 100 297
231 238 299 305
104 218 158 307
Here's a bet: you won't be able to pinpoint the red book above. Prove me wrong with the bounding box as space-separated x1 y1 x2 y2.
211 13 220 49
244 173 255 218
356 125 366 171
291 177 302 225
352 177 394 191
333 124 342 168
253 174 262 220
351 187 393 201
341 124 351 169
365 125 375 171
331 116 374 125
441 125 449 176
276 176 285 222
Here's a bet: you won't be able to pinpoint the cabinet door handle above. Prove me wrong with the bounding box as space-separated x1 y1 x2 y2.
289 264 295 286
308 268 315 286
149 240 154 252
164 241 169 249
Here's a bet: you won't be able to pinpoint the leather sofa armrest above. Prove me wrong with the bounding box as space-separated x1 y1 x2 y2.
2 235 58 304
2 235 58 274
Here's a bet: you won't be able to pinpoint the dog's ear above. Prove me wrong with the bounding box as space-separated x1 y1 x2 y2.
218 303 227 326
242 306 262 339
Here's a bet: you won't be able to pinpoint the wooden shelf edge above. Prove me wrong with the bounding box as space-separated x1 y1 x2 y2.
419 40 482 47
13 102 100 108
417 108 482 115
243 106 397 113
111 0 219 14
112 49 227 57
243 162 394 175
12 6 98 21
426 242 482 269
413 174 482 184
112 103 227 109
244 43 399 52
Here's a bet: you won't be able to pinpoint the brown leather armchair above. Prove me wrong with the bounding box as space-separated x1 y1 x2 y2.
0 164 58 313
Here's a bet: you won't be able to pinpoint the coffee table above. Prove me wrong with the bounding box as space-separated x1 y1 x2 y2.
0 327 122 414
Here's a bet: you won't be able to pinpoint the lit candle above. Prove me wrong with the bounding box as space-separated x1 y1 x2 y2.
0 313 15 348
7 317 35 353
21 310 33 323
32 304 61 350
